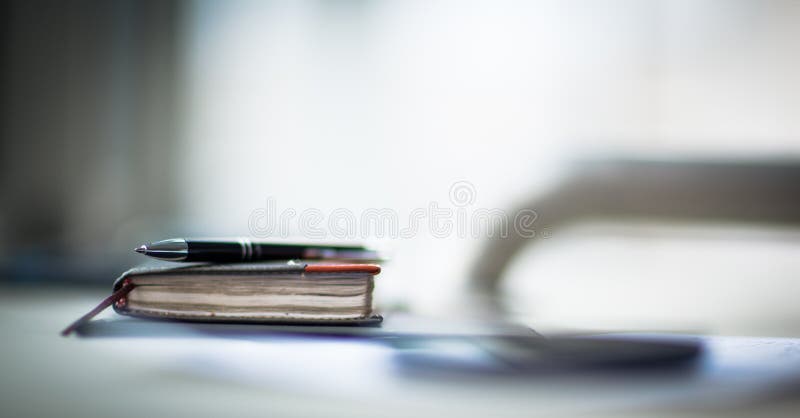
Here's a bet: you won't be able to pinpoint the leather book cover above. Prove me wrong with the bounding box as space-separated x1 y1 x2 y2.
111 262 382 326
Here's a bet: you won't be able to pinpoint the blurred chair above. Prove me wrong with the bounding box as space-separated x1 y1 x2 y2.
470 158 800 312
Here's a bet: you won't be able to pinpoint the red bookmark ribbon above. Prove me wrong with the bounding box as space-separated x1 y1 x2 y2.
61 280 135 336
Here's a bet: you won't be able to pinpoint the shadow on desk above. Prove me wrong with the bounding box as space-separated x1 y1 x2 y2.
76 316 702 377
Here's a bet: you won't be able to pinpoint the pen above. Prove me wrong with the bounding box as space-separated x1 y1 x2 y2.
134 238 381 262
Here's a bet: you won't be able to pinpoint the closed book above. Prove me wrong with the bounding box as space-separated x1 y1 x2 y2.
109 262 382 325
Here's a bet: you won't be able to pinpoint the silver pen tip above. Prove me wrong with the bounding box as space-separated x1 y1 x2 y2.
134 245 148 254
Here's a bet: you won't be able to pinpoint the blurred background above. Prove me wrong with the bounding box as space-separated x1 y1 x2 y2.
2 0 800 336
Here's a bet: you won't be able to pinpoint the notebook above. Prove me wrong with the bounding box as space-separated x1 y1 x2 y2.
62 262 382 335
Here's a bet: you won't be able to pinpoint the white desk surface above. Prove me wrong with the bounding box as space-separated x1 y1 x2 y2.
3 286 800 418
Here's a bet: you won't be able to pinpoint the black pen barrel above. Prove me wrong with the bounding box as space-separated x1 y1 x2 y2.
185 240 308 262
138 238 376 262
